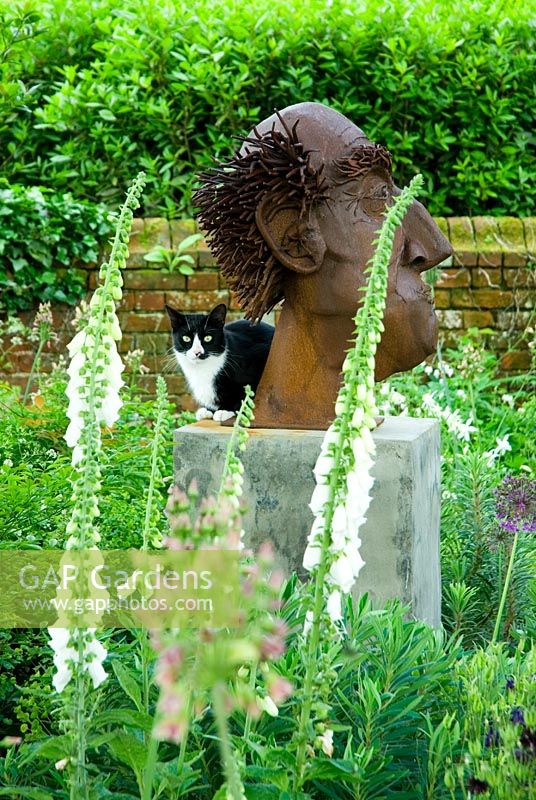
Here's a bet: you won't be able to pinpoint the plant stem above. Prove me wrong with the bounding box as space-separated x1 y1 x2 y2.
212 682 245 800
242 660 258 745
142 735 158 800
22 335 45 403
491 528 519 644
294 201 379 788
139 629 150 722
218 385 254 497
293 177 423 789
177 690 192 777
141 396 164 550
71 634 88 800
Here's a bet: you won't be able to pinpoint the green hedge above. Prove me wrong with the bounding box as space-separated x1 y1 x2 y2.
1 0 535 217
0 182 113 312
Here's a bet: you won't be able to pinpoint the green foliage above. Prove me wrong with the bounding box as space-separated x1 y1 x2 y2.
0 182 113 312
445 643 536 799
0 235 533 796
0 370 181 551
1 0 535 216
4 588 534 799
380 329 536 645
144 233 202 276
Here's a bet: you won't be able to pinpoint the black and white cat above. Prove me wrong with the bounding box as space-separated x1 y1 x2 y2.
165 303 274 422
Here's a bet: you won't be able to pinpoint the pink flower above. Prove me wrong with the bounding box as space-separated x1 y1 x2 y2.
161 644 183 668
259 634 286 660
269 569 285 591
155 645 183 688
245 699 262 719
258 541 275 563
1 736 22 746
267 675 293 704
153 719 187 744
158 688 185 716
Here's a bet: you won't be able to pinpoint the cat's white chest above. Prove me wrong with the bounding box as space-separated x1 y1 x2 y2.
175 350 227 409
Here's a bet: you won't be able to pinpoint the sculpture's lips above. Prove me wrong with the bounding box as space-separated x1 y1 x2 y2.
416 281 434 303
396 267 435 304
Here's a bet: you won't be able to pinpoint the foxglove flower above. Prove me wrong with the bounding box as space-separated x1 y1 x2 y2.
49 628 108 694
303 177 425 627
49 173 146 696
317 728 334 757
257 695 279 717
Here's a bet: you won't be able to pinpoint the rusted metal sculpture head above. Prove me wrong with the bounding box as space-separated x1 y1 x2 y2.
195 102 452 429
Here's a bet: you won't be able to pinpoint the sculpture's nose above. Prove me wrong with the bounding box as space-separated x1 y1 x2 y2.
401 200 452 272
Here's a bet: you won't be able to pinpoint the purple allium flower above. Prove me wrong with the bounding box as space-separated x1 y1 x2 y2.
505 676 515 691
495 475 536 534
510 706 526 725
467 776 489 794
484 725 500 747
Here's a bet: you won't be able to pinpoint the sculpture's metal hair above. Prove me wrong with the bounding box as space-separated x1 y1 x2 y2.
195 119 392 321
194 115 327 321
335 143 392 181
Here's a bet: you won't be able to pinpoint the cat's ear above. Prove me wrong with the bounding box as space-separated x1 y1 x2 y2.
255 198 326 275
165 304 186 329
208 303 227 327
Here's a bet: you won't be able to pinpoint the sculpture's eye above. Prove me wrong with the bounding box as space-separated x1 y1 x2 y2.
182 335 191 343
204 335 213 342
361 187 390 216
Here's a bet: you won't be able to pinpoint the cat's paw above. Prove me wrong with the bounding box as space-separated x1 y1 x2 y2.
213 409 235 423
195 407 214 421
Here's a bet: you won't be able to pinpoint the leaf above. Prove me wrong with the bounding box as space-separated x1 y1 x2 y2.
93 708 153 732
178 263 195 275
0 790 51 799
107 731 147 783
26 734 72 761
111 660 143 711
144 249 167 263
305 758 359 782
99 109 117 121
245 765 288 790
11 258 27 272
244 785 279 799
177 233 203 252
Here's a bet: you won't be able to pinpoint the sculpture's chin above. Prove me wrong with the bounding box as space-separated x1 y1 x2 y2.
375 299 438 381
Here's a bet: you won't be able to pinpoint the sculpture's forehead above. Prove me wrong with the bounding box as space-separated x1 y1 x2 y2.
241 102 373 174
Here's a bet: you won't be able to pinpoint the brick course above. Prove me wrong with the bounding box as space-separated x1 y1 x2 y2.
1 216 534 405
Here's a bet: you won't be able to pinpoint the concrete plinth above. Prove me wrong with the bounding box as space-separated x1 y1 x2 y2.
173 417 441 626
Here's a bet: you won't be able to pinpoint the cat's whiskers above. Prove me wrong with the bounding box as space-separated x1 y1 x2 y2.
162 351 180 374
221 352 240 373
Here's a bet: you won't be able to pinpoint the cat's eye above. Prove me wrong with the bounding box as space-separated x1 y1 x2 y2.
182 335 191 343
204 335 213 342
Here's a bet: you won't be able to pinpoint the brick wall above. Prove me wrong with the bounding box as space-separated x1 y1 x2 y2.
433 216 534 371
2 216 534 406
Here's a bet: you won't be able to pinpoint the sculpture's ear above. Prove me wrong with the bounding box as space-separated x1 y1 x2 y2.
255 197 326 274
